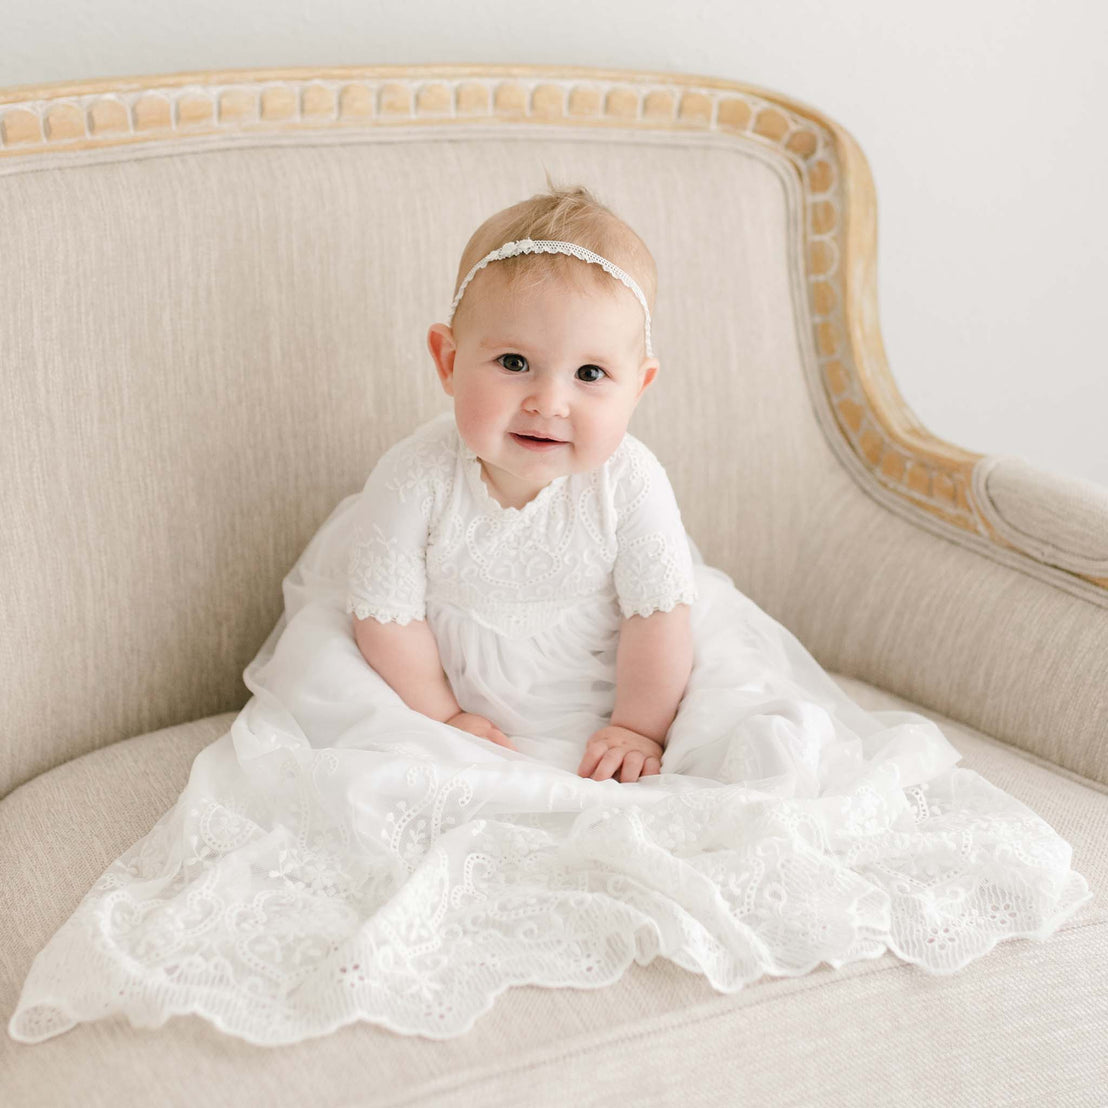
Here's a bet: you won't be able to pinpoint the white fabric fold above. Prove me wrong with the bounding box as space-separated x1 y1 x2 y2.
7 473 1094 1048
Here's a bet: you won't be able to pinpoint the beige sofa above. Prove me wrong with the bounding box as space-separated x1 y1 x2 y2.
2 63 1106 1107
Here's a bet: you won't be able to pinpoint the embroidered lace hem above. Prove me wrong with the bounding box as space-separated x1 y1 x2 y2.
7 742 1095 1047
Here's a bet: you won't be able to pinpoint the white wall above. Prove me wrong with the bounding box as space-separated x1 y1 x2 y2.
5 0 1104 486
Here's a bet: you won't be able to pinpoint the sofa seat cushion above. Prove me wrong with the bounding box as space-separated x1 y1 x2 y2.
3 681 1105 1108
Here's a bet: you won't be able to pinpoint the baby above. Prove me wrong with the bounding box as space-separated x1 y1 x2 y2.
349 182 695 784
10 191 1092 1054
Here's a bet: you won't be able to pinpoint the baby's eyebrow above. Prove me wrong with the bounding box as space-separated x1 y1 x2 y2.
480 338 527 349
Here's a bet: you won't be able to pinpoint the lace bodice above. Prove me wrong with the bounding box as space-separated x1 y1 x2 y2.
345 412 699 639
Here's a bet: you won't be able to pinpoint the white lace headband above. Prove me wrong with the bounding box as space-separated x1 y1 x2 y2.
446 238 654 358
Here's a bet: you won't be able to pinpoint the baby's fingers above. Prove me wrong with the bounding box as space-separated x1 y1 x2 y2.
619 750 646 783
576 742 606 778
641 756 661 777
488 728 517 752
590 748 625 781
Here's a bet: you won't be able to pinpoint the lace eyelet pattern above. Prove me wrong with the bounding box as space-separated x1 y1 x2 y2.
8 412 1091 1047
345 415 699 640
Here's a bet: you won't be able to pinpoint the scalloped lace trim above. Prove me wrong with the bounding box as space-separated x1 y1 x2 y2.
620 590 699 620
346 598 424 625
7 751 1094 1047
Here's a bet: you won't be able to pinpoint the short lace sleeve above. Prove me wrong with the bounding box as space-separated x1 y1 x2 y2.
345 433 441 626
612 437 699 619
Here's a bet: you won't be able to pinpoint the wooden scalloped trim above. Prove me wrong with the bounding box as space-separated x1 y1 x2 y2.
1 63 1100 594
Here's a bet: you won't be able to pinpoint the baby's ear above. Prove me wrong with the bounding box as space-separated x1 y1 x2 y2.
636 358 659 397
427 324 457 396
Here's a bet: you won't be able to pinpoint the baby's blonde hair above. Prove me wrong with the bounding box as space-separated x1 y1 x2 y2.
450 174 657 351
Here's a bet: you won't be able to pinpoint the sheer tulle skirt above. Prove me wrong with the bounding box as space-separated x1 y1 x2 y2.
8 493 1094 1046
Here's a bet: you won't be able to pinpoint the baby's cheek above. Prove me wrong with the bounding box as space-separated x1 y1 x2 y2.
452 405 487 452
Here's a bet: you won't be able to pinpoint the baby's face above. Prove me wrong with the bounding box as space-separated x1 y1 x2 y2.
428 269 658 509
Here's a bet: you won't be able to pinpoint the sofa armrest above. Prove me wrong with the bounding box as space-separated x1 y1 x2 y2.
772 114 1108 786
783 447 1108 788
971 456 1108 580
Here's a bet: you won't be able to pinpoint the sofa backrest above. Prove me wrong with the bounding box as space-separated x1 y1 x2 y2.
0 70 843 792
6 66 1106 797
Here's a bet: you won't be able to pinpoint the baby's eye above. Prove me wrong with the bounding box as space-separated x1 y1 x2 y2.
498 353 528 373
577 364 607 383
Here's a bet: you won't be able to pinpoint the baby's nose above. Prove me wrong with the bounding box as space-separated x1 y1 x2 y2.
524 376 570 417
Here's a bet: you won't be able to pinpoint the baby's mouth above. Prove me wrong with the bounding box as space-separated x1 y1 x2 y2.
512 433 566 444
511 432 568 450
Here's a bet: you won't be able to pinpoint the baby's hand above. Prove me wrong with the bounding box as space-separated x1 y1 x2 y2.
446 711 518 751
577 725 663 782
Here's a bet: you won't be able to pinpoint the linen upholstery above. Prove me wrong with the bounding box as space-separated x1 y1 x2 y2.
4 128 1108 797
3 65 1107 1107
972 455 1108 574
2 678 1104 1108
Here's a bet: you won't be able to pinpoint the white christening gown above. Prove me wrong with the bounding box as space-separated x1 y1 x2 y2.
8 411 1094 1047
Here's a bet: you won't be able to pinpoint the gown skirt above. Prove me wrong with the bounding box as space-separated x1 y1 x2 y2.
8 490 1094 1046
